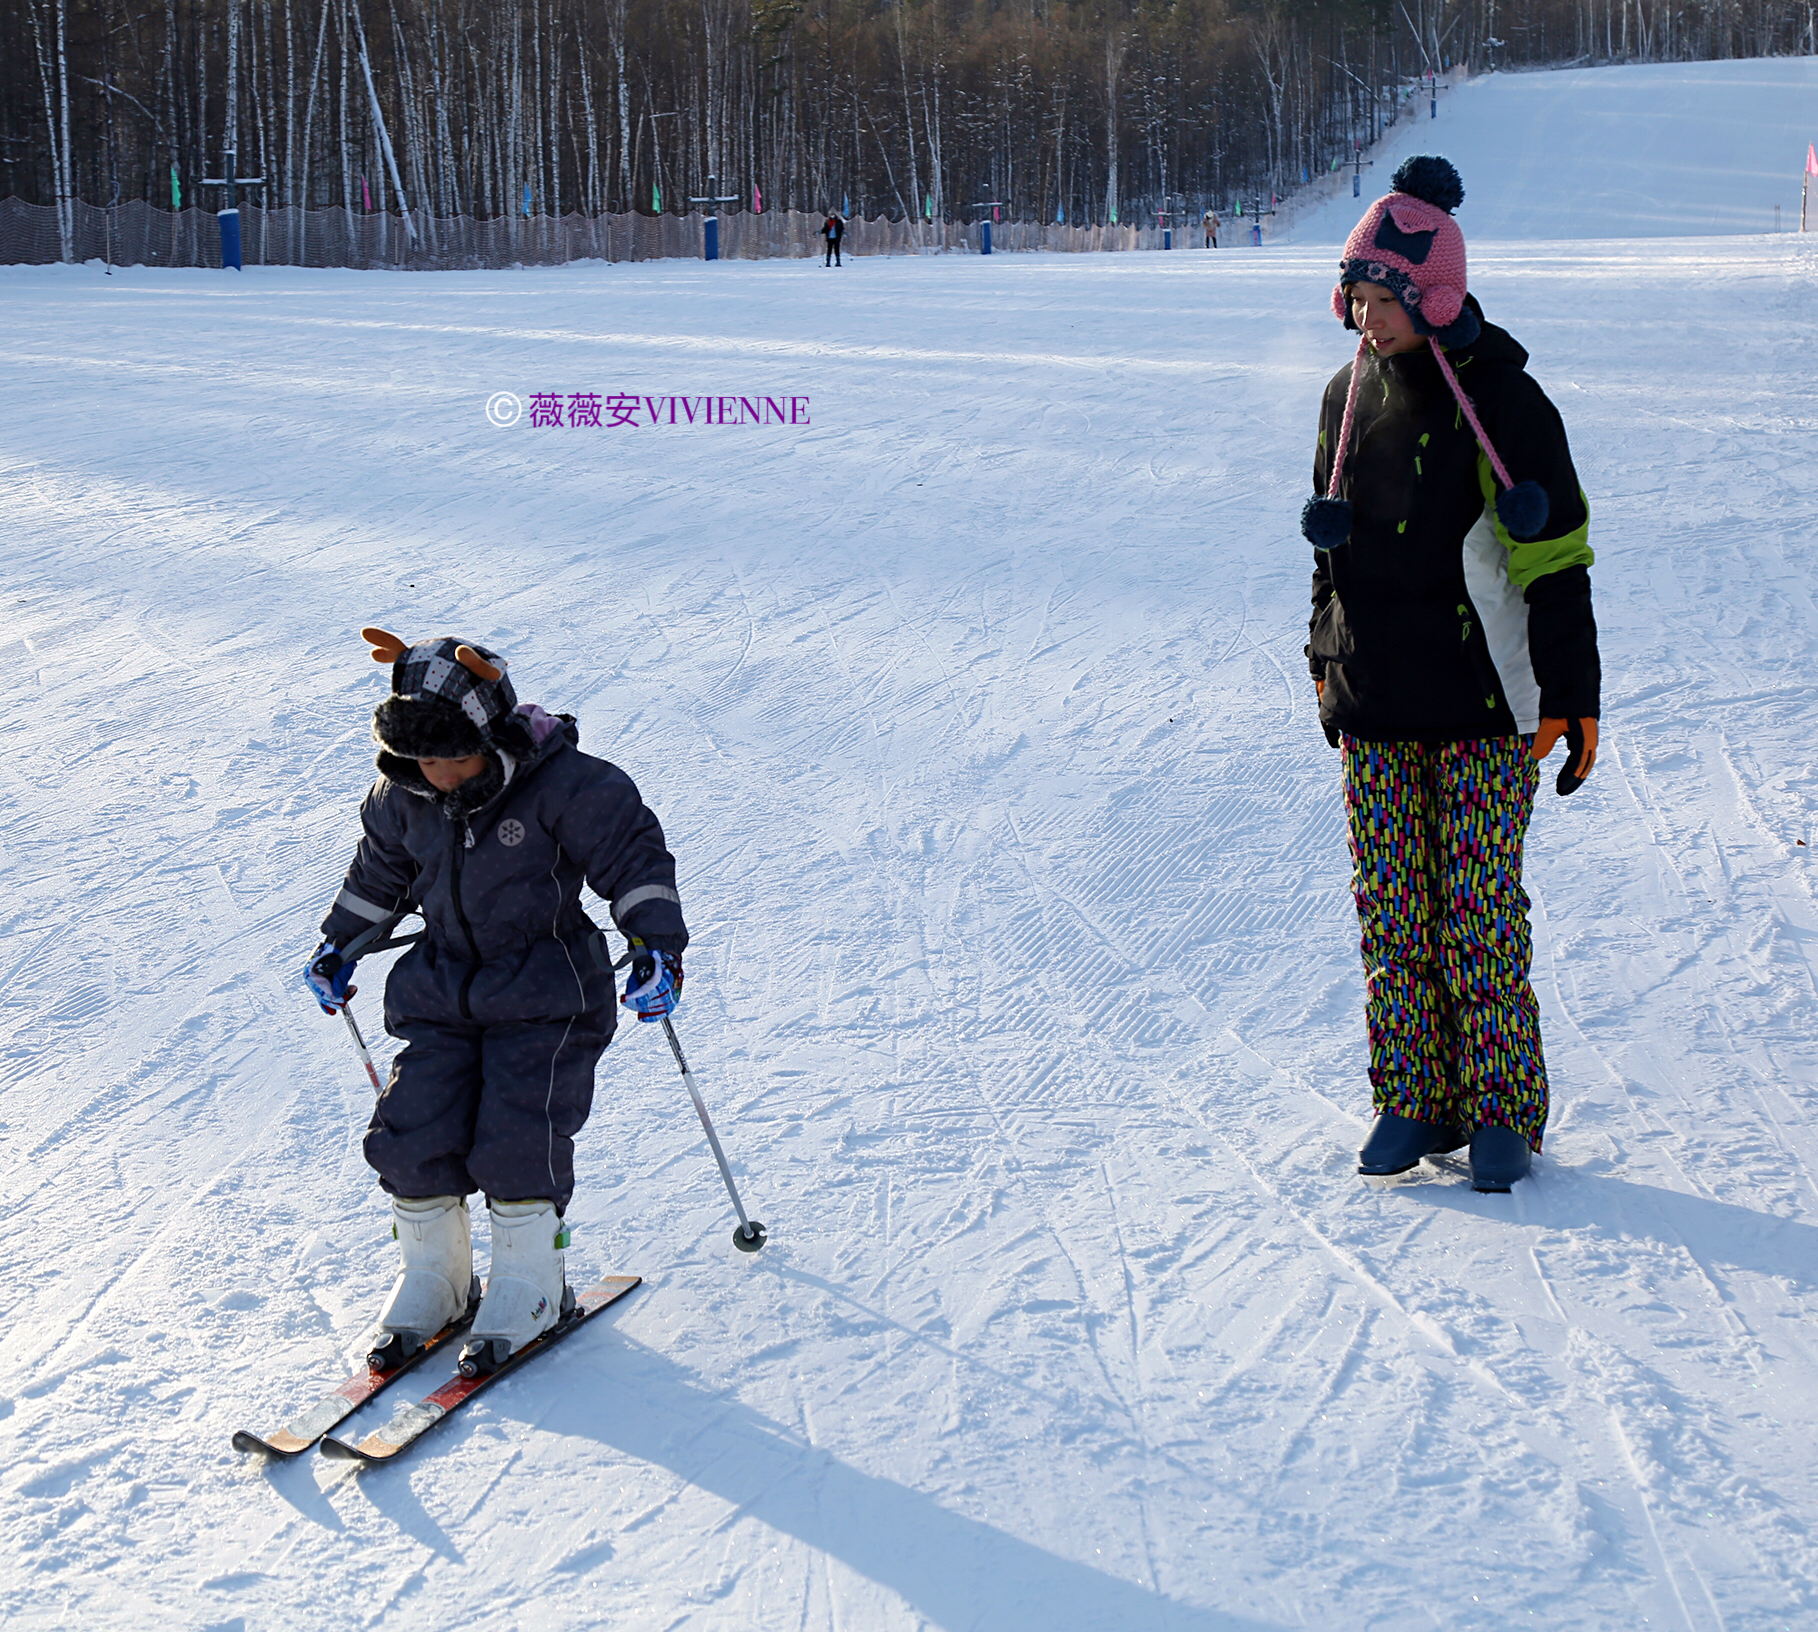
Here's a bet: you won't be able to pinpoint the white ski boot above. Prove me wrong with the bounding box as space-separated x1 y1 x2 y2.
458 1199 574 1377
367 1195 479 1372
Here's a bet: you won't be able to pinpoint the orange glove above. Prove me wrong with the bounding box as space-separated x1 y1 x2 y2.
1534 716 1597 795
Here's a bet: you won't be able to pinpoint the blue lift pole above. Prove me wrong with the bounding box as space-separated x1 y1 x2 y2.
687 176 741 260
201 149 264 269
967 202 1004 253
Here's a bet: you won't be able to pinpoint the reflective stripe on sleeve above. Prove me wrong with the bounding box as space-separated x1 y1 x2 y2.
334 887 397 923
612 884 682 923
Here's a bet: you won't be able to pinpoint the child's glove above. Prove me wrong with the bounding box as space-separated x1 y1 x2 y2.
305 943 357 1013
622 946 683 1022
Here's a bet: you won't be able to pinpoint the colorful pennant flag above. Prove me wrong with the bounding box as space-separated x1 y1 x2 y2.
753 184 763 212
170 165 180 209
653 182 661 212
1807 142 1817 175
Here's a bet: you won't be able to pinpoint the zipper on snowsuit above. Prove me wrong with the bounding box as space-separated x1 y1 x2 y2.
450 821 482 1019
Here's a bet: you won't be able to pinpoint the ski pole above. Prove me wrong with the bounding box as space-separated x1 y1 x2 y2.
325 911 423 1097
340 992 385 1096
661 1016 767 1253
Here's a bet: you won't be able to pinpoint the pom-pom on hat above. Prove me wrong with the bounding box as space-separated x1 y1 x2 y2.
1333 155 1477 349
362 628 521 760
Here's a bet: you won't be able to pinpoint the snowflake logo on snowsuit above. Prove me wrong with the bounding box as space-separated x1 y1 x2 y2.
497 819 526 847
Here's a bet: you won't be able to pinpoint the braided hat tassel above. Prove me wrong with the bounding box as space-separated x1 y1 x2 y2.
1426 339 1550 540
1300 336 1369 551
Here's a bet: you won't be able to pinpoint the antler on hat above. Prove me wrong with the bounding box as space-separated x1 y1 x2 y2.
455 644 502 681
361 626 410 663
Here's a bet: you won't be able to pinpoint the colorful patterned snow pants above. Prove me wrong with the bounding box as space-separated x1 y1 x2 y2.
1342 736 1549 1150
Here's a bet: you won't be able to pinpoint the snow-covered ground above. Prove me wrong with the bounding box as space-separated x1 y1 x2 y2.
4 61 1818 1632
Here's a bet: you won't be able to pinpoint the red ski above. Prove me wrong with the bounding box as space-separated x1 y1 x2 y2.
231 1306 477 1459
319 1275 640 1465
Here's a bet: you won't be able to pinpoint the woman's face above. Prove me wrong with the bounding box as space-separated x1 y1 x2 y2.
1349 282 1424 356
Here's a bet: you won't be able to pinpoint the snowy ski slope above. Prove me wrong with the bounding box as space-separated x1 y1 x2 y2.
3 59 1818 1632
1284 57 1818 240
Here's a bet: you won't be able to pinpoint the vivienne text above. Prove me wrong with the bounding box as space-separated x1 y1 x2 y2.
529 393 811 428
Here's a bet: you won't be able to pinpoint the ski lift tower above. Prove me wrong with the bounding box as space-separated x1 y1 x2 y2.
687 176 741 261
967 201 1004 254
1350 140 1375 200
201 148 264 270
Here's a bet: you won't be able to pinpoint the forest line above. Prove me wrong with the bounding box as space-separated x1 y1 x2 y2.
5 0 1816 245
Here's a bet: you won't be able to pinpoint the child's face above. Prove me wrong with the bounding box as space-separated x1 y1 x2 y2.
418 754 488 791
1348 282 1424 356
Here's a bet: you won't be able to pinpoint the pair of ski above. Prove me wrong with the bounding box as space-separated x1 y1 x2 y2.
232 1275 639 1465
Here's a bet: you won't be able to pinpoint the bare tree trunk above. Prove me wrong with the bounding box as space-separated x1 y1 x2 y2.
1104 29 1125 225
300 0 331 233
895 0 922 231
284 0 296 206
336 0 352 213
28 0 73 260
578 39 599 215
611 0 630 206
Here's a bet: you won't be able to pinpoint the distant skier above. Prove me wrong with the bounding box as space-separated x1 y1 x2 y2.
821 210 845 266
1299 156 1600 1193
1203 208 1219 248
304 632 688 1374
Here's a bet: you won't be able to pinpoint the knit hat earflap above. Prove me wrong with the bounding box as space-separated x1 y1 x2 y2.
362 628 521 760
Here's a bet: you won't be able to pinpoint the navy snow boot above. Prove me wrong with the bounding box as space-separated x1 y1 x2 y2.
1357 1114 1466 1177
1469 1125 1532 1192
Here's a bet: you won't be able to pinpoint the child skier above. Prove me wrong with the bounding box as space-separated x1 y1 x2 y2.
1300 156 1600 1193
304 630 689 1374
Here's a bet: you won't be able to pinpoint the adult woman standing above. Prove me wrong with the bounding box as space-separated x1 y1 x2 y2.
1301 157 1600 1193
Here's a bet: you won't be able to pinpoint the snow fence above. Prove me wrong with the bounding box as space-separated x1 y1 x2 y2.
0 198 1174 269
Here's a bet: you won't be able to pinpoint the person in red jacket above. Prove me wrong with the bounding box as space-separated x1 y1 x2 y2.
1300 157 1600 1193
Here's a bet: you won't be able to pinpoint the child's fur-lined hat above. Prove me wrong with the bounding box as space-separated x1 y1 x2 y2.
361 628 522 760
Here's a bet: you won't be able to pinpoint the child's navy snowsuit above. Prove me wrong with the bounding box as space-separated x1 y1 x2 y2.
319 712 688 1209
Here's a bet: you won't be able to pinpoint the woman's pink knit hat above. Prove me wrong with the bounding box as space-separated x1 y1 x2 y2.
1332 155 1477 346
1301 154 1551 551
